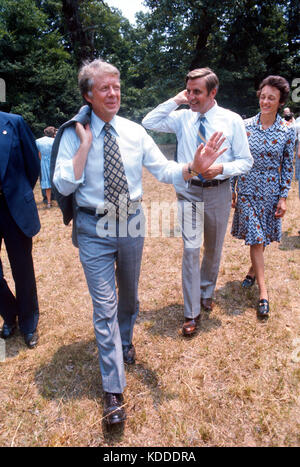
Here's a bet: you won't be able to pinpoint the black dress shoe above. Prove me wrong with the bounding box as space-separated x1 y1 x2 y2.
103 392 126 424
242 275 256 288
257 299 269 320
23 331 39 349
182 315 200 336
201 298 213 313
123 343 136 364
1 322 17 339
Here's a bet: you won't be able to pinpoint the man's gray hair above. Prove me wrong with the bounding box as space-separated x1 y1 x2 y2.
78 59 120 98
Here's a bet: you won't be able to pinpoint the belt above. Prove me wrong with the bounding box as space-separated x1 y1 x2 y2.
78 200 142 218
190 178 228 188
78 206 107 218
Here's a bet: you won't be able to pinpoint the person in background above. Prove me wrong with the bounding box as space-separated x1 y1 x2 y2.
142 67 253 336
0 111 40 348
283 107 295 126
36 126 56 208
231 76 295 319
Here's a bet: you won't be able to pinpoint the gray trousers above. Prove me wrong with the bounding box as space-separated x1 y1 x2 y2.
177 180 231 319
76 209 144 394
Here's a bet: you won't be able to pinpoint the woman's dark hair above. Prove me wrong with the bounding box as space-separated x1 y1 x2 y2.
257 75 290 106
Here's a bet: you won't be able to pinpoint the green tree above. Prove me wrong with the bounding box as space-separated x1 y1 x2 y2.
0 0 81 135
142 0 300 116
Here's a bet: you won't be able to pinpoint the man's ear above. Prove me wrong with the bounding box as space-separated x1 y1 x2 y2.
84 91 93 104
210 87 217 99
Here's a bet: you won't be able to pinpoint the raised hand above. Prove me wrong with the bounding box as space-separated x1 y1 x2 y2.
191 131 227 174
75 122 93 149
174 90 189 106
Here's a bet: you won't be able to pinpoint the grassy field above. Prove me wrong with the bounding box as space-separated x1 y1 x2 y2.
0 158 300 447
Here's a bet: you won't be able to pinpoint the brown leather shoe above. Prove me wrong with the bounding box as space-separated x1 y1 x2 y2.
201 298 213 313
182 315 200 336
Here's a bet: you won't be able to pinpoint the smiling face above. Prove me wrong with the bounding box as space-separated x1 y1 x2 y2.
259 85 281 118
84 73 121 122
186 77 217 114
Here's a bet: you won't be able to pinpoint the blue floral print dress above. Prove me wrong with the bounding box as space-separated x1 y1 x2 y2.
231 113 295 246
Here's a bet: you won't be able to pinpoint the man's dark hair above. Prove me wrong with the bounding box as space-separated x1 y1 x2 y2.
185 68 219 95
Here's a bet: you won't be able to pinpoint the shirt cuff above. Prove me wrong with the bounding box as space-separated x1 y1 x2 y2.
173 163 188 191
60 159 85 185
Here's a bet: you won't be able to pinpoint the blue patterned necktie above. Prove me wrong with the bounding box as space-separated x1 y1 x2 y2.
103 123 130 220
196 115 207 181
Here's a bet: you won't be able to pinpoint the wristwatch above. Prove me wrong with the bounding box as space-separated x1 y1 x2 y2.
188 163 199 177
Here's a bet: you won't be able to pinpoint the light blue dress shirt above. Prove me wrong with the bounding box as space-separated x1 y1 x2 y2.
142 99 253 179
53 111 186 209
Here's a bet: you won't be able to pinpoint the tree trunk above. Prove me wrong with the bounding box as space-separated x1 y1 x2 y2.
62 0 94 67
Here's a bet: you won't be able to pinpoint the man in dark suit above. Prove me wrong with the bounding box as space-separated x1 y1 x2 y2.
0 111 40 348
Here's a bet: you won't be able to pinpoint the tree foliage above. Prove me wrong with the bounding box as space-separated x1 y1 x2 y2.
0 0 81 134
143 0 300 116
0 0 299 136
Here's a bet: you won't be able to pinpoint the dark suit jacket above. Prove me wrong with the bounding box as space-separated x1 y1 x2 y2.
50 105 92 226
0 111 40 237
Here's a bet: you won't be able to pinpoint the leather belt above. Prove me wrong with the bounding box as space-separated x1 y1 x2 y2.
190 178 228 188
78 206 107 217
78 200 142 218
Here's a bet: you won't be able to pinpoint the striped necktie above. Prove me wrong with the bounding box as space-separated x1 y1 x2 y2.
103 123 130 220
196 116 207 181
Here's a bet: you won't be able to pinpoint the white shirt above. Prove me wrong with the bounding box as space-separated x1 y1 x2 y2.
142 99 253 179
53 111 186 209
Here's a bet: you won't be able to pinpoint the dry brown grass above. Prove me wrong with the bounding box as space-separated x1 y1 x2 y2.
0 155 300 447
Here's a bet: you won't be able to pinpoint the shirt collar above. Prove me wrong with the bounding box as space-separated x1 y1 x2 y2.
195 101 218 125
254 112 286 131
91 111 118 137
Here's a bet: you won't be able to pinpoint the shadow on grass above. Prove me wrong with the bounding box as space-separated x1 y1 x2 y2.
34 337 169 442
279 231 300 250
35 339 101 401
35 340 167 412
35 339 164 401
215 280 258 316
138 303 222 338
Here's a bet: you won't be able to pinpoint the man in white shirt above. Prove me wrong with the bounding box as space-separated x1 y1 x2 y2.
53 60 226 425
142 67 253 337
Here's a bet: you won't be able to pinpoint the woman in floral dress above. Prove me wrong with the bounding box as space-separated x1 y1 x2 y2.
231 76 295 319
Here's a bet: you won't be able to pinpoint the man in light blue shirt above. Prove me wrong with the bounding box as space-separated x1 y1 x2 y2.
142 67 253 336
53 59 226 425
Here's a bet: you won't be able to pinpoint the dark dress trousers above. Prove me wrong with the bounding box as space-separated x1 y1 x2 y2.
0 111 40 334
